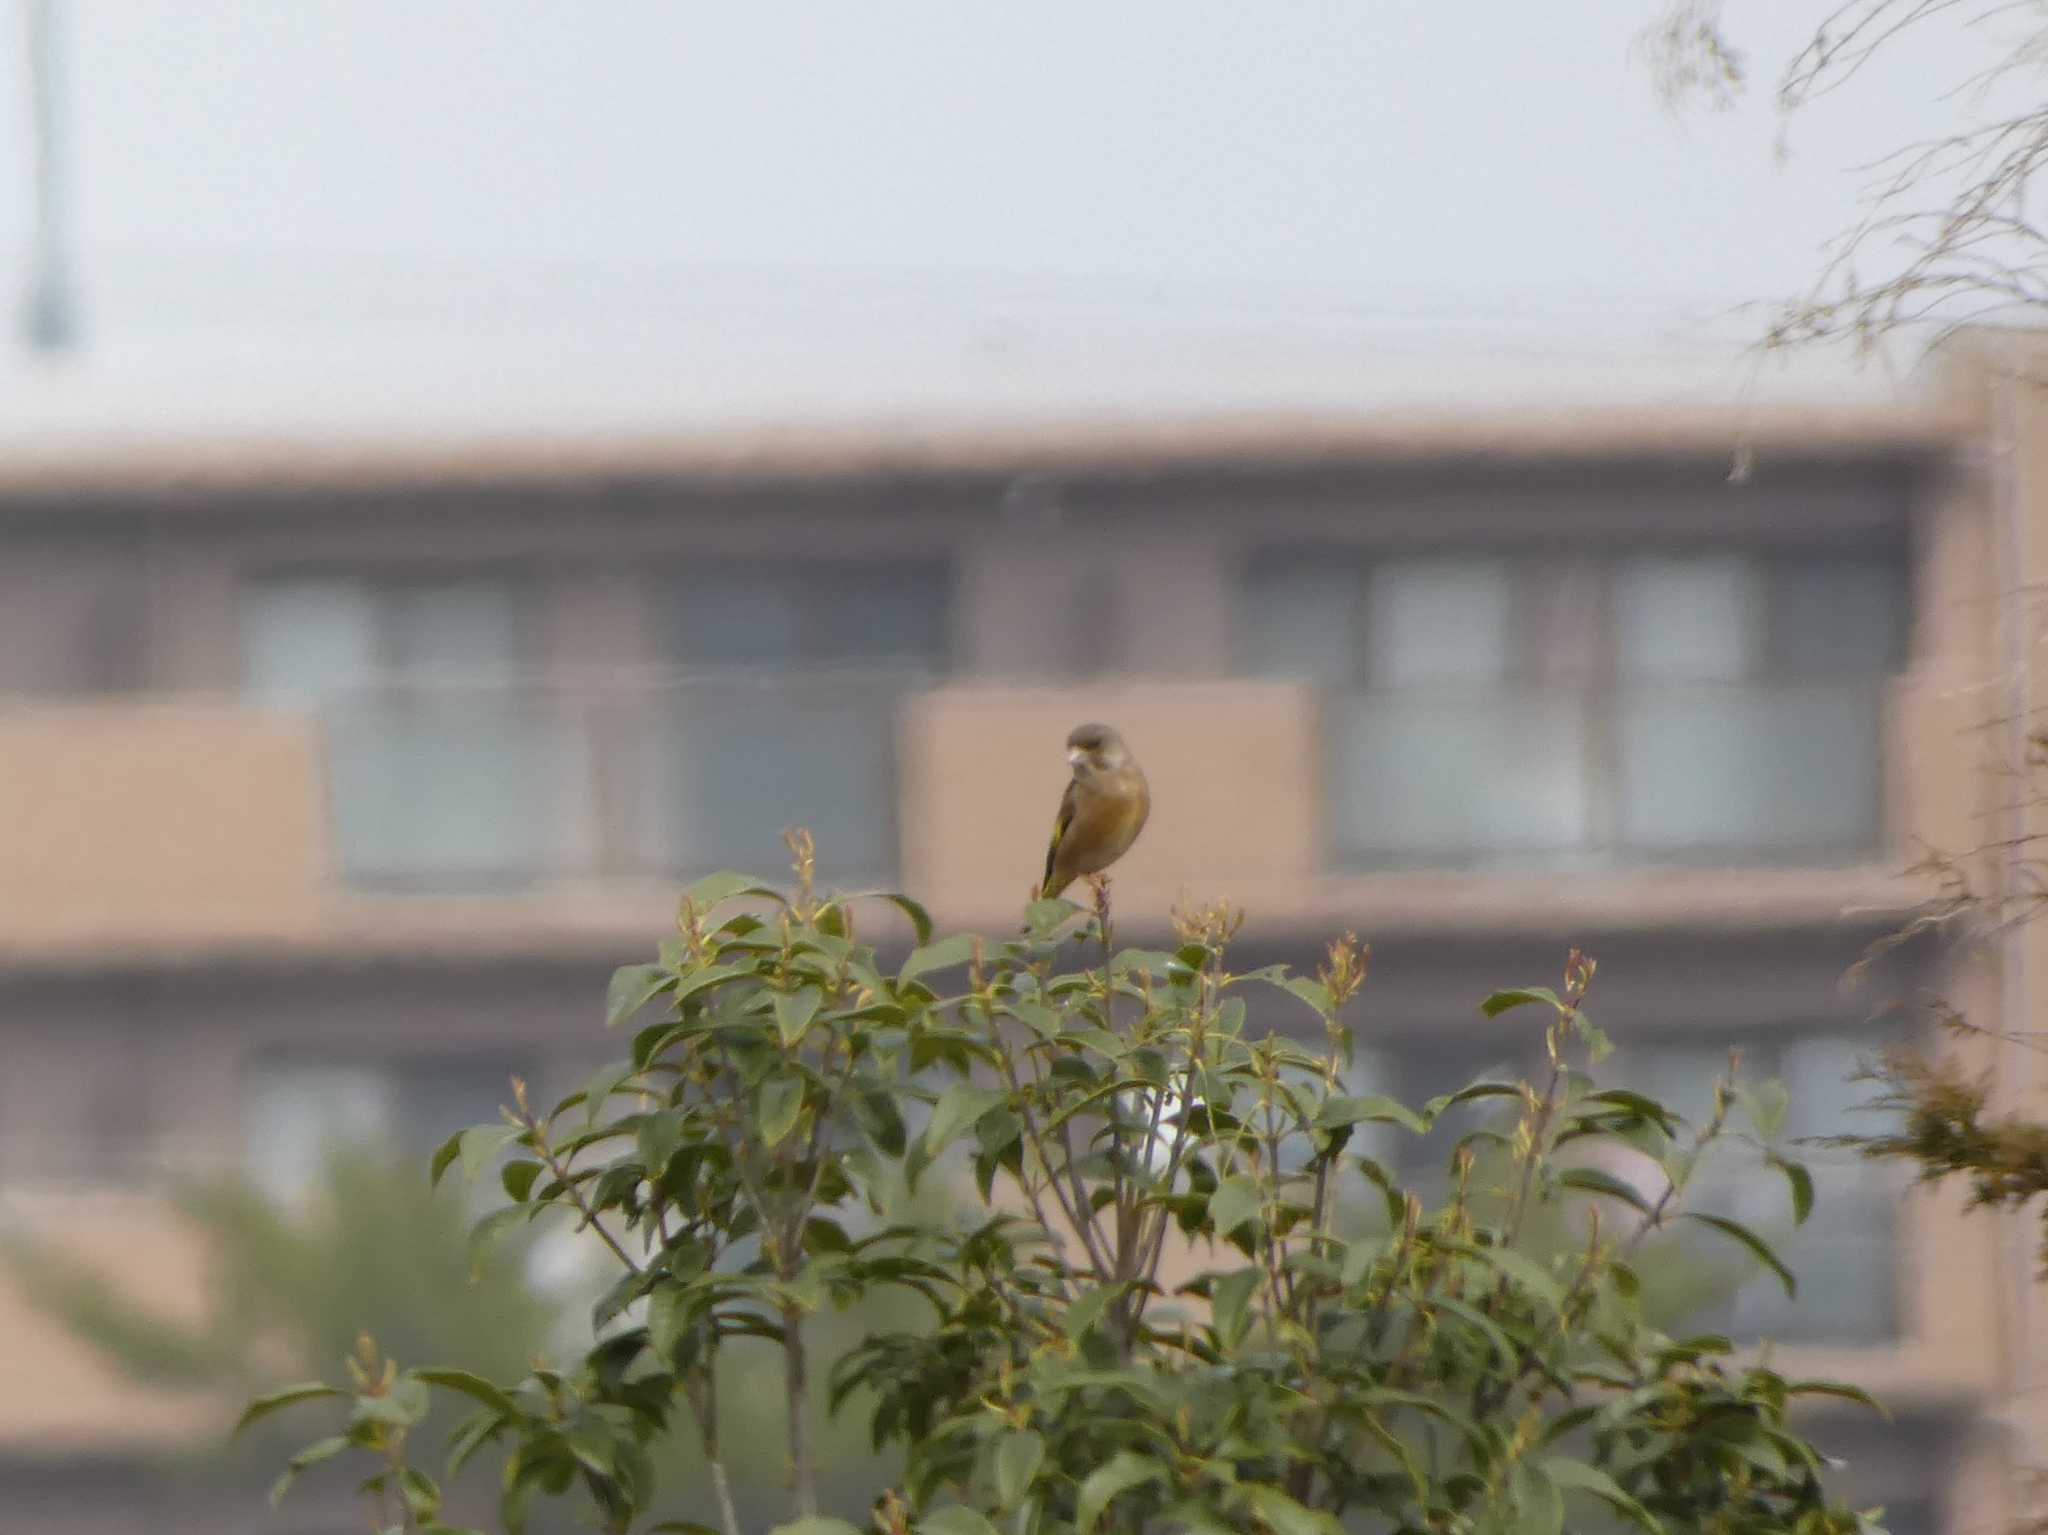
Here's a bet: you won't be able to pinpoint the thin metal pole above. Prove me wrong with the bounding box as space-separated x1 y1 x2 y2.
21 0 76 353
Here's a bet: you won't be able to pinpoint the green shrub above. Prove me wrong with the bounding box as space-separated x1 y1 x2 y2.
245 851 1886 1535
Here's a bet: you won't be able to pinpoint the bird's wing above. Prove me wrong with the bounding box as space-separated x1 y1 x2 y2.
1041 778 1081 896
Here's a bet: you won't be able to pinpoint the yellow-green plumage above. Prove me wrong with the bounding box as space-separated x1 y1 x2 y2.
1038 724 1150 899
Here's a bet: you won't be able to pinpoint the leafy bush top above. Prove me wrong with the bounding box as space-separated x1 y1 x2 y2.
245 851 1885 1535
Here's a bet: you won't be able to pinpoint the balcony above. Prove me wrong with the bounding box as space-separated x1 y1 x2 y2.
0 672 1938 963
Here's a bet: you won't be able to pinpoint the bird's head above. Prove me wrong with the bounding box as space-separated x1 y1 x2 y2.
1066 722 1131 776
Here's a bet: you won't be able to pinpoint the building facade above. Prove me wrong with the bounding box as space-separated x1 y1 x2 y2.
0 371 2038 1531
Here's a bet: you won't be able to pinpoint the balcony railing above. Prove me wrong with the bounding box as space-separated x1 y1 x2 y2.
1325 677 1887 869
306 672 918 891
294 672 1891 893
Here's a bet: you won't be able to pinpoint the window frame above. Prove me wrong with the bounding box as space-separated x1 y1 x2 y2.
1240 540 1906 870
237 568 544 699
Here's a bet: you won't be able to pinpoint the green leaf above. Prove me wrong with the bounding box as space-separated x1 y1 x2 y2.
765 1520 865 1535
606 963 674 1029
1680 1211 1795 1297
1743 1078 1791 1142
647 1283 689 1360
1557 1166 1654 1215
399 1466 442 1521
1540 1457 1662 1534
467 1204 530 1268
922 1084 1007 1159
413 1368 521 1417
637 1110 686 1176
1077 1451 1164 1535
1340 1234 1389 1287
351 1376 431 1430
453 1126 515 1184
235 1382 344 1437
1241 1484 1340 1535
1481 986 1561 1018
1508 1461 1564 1535
1208 1175 1261 1238
850 1087 908 1157
1021 897 1083 937
1317 1094 1428 1136
994 1429 1046 1507
581 1060 636 1126
1210 1267 1261 1348
1438 1080 1526 1110
1771 1153 1815 1225
499 1160 542 1203
1785 1378 1889 1417
686 870 786 910
919 1509 1001 1535
1457 1243 1566 1310
1245 972 1333 1018
774 988 824 1046
899 933 980 987
1582 1088 1679 1133
268 1433 349 1505
1003 999 1063 1041
1063 1283 1118 1339
757 1075 806 1148
845 890 934 944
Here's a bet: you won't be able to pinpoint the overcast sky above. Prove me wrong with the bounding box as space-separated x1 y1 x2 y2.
0 1 2016 441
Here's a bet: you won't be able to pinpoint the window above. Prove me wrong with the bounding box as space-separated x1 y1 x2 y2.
650 561 948 880
1241 548 1902 867
1625 1031 1902 1346
243 1058 395 1205
241 577 577 888
243 1054 528 1204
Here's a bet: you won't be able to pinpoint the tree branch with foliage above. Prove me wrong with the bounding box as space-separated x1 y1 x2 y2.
1643 0 2048 356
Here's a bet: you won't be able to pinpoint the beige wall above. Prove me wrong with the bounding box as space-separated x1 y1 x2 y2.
0 705 327 952
899 682 1323 930
0 1190 223 1449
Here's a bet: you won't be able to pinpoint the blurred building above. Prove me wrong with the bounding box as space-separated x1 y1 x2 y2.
1 350 2044 1532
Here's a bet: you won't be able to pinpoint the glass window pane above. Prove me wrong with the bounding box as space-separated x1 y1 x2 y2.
658 679 898 879
1330 690 1588 860
241 580 378 703
1630 1043 1735 1130
328 694 575 885
814 567 948 669
243 1060 394 1204
397 1057 526 1157
389 583 521 683
1368 559 1511 685
1396 1046 1526 1192
1732 1169 1895 1343
1241 561 1359 684
1062 566 1127 680
1616 554 1759 681
1617 681 1882 854
1772 557 1904 676
1781 1035 1883 1140
672 567 804 666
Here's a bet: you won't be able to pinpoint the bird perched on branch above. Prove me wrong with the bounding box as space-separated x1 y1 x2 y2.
1037 723 1151 900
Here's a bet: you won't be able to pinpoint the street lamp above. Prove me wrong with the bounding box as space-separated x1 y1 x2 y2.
21 0 76 354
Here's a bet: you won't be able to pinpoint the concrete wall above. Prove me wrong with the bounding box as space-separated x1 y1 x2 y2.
0 705 327 953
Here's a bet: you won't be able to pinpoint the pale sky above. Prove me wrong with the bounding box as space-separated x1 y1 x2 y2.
0 1 2017 442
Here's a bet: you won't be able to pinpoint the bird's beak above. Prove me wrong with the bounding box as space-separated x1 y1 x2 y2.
1067 747 1088 770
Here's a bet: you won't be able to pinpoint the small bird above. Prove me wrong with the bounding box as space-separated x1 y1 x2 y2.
1037 723 1151 900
